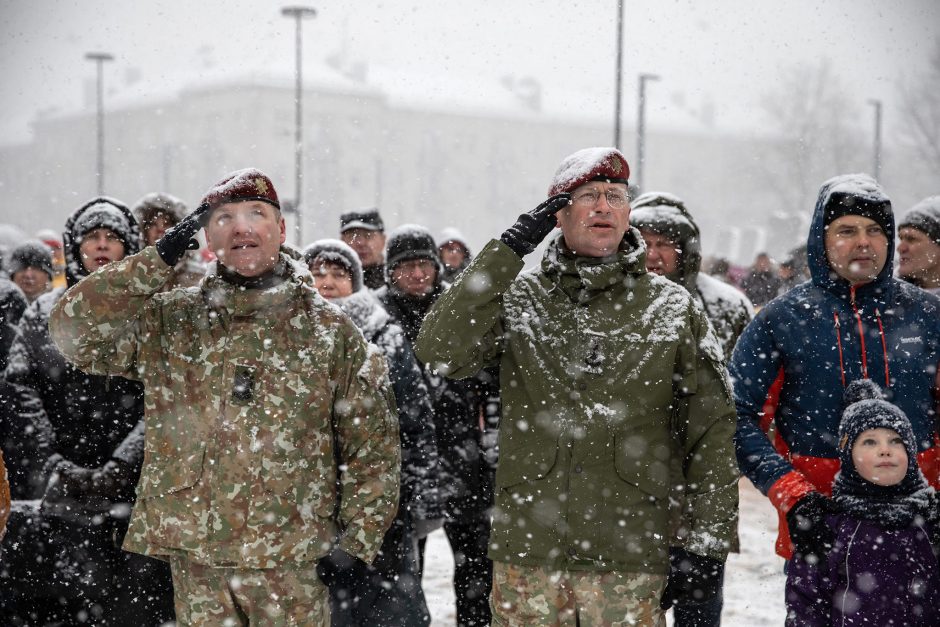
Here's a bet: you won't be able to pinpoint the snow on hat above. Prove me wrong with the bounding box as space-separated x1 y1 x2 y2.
547 147 630 197
133 192 188 230
340 208 384 233
7 240 54 279
631 192 699 241
303 238 364 293
898 196 940 246
437 227 470 253
385 224 443 276
820 173 892 235
199 168 279 212
63 197 141 286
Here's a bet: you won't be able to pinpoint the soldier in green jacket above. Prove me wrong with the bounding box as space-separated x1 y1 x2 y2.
50 168 401 626
416 148 739 626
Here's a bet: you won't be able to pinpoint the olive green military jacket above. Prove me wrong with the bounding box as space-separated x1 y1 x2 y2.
416 232 738 574
49 246 400 568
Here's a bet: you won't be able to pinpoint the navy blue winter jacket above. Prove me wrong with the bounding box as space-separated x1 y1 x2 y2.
731 180 940 515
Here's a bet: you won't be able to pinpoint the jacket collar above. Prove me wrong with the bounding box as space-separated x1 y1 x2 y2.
201 250 310 319
541 228 647 303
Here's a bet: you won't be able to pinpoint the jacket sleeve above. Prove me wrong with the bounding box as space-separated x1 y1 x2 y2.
729 306 815 512
48 246 174 381
331 325 402 563
784 556 834 626
675 305 741 562
415 239 523 379
0 448 9 541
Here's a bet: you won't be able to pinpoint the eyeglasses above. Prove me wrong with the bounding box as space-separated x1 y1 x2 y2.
571 189 629 209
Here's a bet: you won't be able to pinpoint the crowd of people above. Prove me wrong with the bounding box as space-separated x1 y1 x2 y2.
0 150 938 626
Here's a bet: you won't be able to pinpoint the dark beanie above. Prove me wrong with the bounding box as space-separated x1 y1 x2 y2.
7 240 54 279
199 168 280 211
303 239 364 293
820 174 892 236
547 147 630 197
385 225 443 275
71 198 138 253
835 380 923 492
133 192 188 230
898 196 940 246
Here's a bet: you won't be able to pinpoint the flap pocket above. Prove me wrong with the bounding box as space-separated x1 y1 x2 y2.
138 443 206 498
613 430 671 500
495 438 559 490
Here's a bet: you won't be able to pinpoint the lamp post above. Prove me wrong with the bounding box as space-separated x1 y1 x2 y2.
613 0 625 149
85 52 114 196
281 5 317 247
636 73 660 193
868 99 883 180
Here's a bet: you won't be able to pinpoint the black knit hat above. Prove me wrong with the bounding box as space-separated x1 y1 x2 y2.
836 380 921 488
340 208 384 233
132 192 188 231
303 238 364 293
821 174 892 236
898 196 940 246
385 224 443 276
7 240 54 279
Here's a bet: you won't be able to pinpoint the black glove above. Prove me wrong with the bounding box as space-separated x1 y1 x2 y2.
156 203 211 266
316 547 366 588
42 459 95 504
500 193 571 257
43 459 132 510
660 547 725 609
786 492 835 561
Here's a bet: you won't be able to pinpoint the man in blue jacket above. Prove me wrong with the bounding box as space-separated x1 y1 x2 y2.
730 174 940 562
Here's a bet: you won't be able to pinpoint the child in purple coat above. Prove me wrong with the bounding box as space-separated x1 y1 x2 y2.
785 379 940 625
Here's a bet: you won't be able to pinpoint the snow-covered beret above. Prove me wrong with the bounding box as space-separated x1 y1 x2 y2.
199 168 280 212
547 147 630 197
303 238 364 293
898 196 940 246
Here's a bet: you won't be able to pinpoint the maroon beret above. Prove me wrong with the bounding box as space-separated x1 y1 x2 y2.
547 147 630 197
199 168 280 211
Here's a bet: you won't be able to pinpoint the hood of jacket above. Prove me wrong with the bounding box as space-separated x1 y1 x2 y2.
629 192 701 292
63 197 142 287
807 174 894 303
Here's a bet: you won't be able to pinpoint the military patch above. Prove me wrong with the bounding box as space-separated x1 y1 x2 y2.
232 364 256 403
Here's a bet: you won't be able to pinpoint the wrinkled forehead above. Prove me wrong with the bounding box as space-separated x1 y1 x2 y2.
211 199 281 219
638 227 678 245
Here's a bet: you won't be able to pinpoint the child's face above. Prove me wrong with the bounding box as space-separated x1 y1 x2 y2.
851 427 908 486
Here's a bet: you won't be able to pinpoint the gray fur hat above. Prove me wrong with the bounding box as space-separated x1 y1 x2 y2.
303 238 364 293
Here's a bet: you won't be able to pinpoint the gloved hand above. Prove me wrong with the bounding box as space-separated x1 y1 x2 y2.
156 202 211 267
42 459 95 504
660 547 725 609
786 491 835 561
316 547 366 588
500 193 571 257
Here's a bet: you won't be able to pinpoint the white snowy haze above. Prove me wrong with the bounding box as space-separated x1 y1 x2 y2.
0 0 937 264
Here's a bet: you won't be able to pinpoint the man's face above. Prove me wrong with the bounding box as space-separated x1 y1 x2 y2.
205 201 286 277
555 181 630 258
897 227 940 282
341 228 386 267
391 257 437 297
310 261 354 299
824 215 888 285
144 213 177 247
79 227 126 273
640 229 680 276
439 241 467 270
11 267 51 300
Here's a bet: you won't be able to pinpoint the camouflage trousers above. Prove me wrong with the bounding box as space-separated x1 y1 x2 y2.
169 557 329 626
490 561 666 626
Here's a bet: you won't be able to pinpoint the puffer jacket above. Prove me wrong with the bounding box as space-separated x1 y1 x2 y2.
50 246 401 568
416 231 739 573
731 176 940 558
785 512 940 626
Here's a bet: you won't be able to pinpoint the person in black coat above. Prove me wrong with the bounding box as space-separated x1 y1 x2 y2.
375 224 498 627
0 198 174 626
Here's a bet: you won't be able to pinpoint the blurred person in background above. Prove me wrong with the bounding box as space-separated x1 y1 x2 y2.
133 192 206 288
340 208 387 289
741 252 782 307
437 227 473 283
7 241 54 302
897 196 940 295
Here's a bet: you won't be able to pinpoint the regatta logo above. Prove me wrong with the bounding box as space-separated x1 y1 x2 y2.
898 337 922 345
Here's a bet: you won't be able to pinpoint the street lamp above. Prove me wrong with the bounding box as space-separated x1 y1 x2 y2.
636 73 660 193
868 99 883 180
613 0 625 149
281 5 317 247
85 52 114 196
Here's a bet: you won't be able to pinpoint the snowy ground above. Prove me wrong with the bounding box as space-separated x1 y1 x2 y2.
422 479 786 625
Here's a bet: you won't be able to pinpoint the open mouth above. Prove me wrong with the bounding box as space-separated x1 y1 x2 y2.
232 242 259 251
588 222 614 230
94 256 111 265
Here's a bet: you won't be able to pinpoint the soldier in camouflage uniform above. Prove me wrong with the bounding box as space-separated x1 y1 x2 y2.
417 148 739 626
50 168 401 626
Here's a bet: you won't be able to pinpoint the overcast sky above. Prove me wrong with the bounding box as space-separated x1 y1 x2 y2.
1 0 937 145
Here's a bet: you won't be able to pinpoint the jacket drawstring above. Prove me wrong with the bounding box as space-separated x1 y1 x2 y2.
833 313 846 387
850 287 869 379
875 307 890 388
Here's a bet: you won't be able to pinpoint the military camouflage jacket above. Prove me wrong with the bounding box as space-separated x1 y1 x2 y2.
49 246 400 568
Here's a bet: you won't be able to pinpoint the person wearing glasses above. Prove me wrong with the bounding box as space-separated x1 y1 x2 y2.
416 147 739 625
